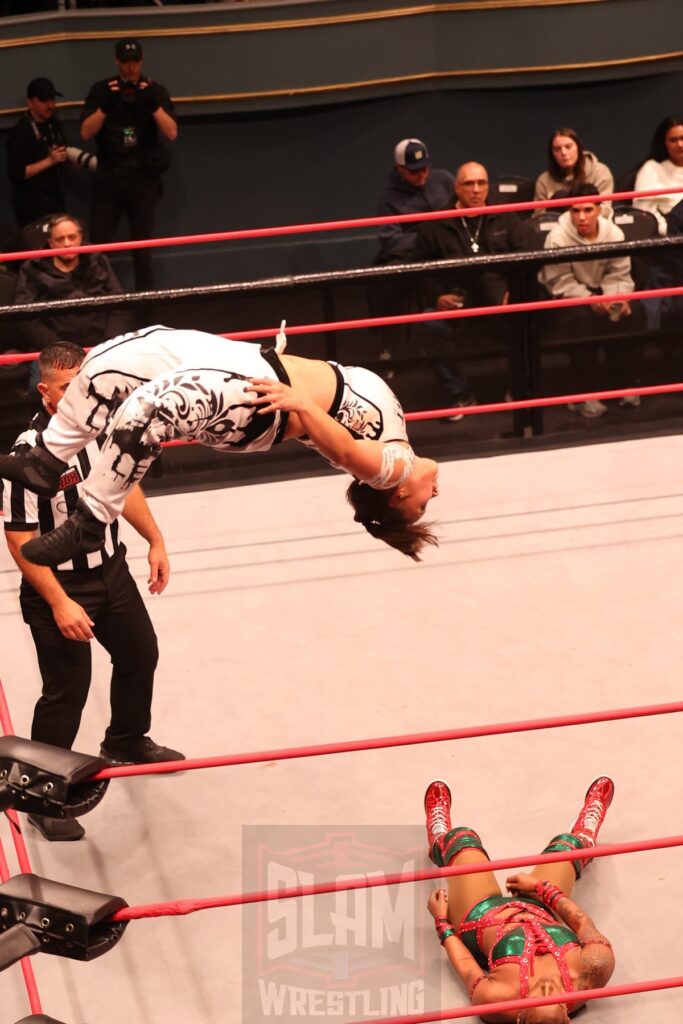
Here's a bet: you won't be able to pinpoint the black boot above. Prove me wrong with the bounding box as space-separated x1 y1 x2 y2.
28 814 85 842
99 736 186 766
21 499 106 566
0 435 67 497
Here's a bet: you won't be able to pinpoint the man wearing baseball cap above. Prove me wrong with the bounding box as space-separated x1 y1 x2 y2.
6 77 68 225
375 138 454 263
80 38 178 291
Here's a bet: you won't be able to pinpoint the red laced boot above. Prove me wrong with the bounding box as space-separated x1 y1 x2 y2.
570 776 615 856
424 780 452 863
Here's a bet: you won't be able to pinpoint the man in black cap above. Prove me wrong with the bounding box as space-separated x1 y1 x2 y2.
375 138 454 264
80 38 178 291
6 78 68 226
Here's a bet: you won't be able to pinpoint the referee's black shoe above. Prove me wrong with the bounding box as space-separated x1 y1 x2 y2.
21 499 106 566
99 736 186 767
0 436 67 497
28 814 85 842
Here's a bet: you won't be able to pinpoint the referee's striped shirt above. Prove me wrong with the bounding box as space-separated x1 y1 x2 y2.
2 409 120 572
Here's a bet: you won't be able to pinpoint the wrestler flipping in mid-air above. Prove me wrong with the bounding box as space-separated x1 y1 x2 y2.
424 777 616 1023
0 325 440 566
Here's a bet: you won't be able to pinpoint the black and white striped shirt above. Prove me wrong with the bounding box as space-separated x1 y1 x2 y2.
2 408 120 572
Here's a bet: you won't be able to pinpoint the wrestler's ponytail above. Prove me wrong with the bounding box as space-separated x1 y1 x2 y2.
346 480 438 561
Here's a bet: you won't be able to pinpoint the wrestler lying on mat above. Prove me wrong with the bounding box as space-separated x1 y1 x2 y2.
424 777 616 1023
0 325 439 566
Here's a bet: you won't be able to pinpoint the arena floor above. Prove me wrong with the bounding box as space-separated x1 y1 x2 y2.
1 434 681 1024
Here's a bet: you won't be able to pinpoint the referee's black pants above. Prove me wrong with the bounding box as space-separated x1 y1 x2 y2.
21 548 158 751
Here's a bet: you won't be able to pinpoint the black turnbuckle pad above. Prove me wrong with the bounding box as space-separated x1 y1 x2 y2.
0 736 109 819
0 874 128 961
0 922 40 970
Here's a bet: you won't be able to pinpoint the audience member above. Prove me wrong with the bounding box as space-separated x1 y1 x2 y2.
539 184 643 418
629 116 683 329
14 213 131 387
370 139 454 370
411 161 526 415
534 127 614 213
7 79 68 227
633 115 683 235
375 139 454 264
80 38 178 291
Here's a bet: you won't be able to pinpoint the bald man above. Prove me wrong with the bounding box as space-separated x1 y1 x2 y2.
413 161 526 307
410 161 527 415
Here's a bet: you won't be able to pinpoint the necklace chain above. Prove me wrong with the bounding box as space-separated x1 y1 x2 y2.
461 216 482 253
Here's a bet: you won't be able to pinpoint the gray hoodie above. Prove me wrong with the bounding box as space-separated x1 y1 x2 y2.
534 150 614 206
539 209 633 298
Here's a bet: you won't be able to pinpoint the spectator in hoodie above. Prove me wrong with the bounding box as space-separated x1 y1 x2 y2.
539 184 644 418
534 128 614 215
14 213 131 387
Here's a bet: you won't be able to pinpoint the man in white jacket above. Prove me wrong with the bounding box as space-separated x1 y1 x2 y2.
539 184 643 418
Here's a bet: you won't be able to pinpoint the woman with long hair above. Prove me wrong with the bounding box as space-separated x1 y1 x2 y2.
534 128 614 212
633 115 683 234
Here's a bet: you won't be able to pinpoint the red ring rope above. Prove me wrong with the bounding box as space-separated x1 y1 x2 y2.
0 684 44 1015
220 282 683 341
0 185 680 264
353 975 683 1024
156 381 683 449
0 281 678 367
109 835 682 921
89 700 682 781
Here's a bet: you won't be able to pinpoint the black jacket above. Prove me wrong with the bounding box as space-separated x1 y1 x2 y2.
6 113 66 225
376 168 455 263
14 253 132 351
413 209 526 307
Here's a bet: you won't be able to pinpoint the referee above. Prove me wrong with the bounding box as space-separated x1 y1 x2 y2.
2 342 184 841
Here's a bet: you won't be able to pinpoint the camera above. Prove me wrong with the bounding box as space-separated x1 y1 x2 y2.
66 147 98 173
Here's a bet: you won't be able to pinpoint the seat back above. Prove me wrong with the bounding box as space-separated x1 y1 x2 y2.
614 165 642 203
489 176 535 217
521 210 561 251
21 216 53 253
612 205 659 241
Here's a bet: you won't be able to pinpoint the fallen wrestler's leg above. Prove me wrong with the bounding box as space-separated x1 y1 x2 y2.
530 775 615 894
424 781 500 929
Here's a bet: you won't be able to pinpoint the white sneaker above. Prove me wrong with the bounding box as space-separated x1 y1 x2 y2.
619 394 641 408
567 400 607 418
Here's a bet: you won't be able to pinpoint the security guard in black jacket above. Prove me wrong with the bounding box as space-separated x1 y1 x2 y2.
80 38 178 291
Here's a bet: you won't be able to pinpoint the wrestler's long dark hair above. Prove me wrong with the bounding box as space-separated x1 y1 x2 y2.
647 114 683 162
346 480 438 561
547 127 585 183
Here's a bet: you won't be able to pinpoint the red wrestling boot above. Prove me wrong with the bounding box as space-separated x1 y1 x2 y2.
424 781 452 864
570 776 615 861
